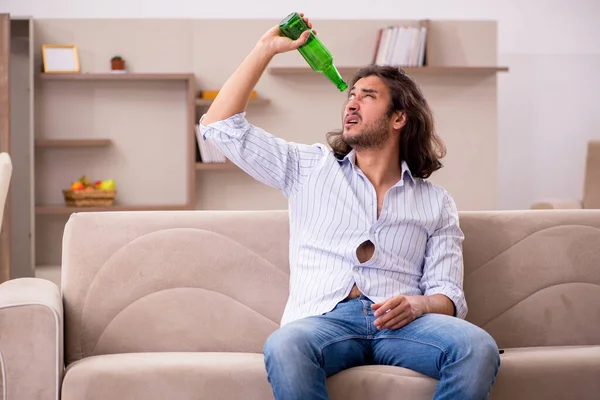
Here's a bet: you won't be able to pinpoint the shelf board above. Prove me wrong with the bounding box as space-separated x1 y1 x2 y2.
35 139 112 148
195 161 238 171
36 204 190 215
196 98 270 107
268 66 509 75
38 72 194 81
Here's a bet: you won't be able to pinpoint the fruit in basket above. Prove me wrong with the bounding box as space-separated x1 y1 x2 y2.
79 175 92 187
69 176 115 192
99 179 115 190
63 175 117 208
71 181 85 191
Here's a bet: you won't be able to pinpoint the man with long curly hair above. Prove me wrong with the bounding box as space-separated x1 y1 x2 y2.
199 14 500 400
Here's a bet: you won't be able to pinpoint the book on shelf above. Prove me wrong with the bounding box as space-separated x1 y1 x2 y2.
372 25 427 67
194 124 227 163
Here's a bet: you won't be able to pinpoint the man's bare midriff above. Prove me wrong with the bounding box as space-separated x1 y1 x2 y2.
345 239 375 300
345 190 385 301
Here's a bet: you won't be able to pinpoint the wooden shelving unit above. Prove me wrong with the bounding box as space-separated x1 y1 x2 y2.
39 73 194 81
35 139 112 148
25 17 510 285
196 98 270 106
4 16 35 281
268 66 509 75
35 204 190 215
195 160 238 171
36 71 197 209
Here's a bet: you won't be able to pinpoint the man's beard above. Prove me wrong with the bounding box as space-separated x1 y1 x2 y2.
342 114 390 150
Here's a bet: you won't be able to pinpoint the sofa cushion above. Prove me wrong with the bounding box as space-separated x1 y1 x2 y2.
61 346 600 400
61 211 291 364
60 352 437 400
61 352 274 400
490 346 600 400
328 346 600 400
459 210 600 349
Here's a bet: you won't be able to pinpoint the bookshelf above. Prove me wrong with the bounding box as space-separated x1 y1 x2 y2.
27 17 508 284
268 66 509 75
5 16 35 281
196 98 271 107
35 139 112 148
36 204 189 215
195 160 238 171
35 71 197 211
39 72 194 81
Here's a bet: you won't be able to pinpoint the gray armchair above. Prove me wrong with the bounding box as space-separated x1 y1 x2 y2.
531 139 600 209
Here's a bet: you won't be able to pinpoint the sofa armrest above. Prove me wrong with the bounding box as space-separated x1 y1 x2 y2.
0 278 63 400
530 199 583 209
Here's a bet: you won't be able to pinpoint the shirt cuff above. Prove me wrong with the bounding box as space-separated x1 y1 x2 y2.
424 286 468 320
198 112 250 140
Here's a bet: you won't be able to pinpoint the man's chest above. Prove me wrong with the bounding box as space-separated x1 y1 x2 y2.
295 190 438 264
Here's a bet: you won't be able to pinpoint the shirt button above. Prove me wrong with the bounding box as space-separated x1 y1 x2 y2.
363 309 367 315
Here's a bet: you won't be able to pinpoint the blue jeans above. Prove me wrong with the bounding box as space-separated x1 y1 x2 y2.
264 296 500 400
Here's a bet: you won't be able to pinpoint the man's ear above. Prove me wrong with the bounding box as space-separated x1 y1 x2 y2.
392 111 407 131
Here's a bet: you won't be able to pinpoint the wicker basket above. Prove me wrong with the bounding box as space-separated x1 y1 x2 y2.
62 189 117 207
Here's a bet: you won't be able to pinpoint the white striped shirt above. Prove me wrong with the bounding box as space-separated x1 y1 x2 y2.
199 112 467 326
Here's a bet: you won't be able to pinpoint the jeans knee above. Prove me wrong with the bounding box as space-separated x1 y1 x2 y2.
442 327 500 400
263 329 287 361
461 327 501 373
441 320 498 367
264 324 316 364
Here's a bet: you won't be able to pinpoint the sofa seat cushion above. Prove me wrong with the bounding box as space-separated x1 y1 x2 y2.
61 346 600 400
61 352 437 400
491 346 600 400
62 352 273 400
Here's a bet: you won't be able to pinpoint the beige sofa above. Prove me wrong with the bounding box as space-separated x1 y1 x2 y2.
1 209 600 399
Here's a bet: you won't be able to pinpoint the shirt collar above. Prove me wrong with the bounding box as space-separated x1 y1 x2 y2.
339 149 416 185
400 160 416 185
340 149 357 165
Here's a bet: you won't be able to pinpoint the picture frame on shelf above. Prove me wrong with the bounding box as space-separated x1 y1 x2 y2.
42 44 80 73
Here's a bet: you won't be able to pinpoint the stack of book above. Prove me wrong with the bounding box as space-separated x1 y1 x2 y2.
195 125 226 163
372 25 427 67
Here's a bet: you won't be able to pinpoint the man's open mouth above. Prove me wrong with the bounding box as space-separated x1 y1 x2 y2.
344 115 360 125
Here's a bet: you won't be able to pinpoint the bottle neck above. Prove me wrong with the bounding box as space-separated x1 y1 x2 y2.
322 64 348 92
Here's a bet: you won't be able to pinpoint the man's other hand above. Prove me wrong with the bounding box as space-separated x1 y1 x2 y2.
371 294 455 330
371 295 427 331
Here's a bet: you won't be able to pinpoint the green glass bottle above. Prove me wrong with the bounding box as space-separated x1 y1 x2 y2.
278 12 348 92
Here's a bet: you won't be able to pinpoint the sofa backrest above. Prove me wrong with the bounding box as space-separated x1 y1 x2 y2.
61 210 291 365
459 210 600 349
61 209 600 365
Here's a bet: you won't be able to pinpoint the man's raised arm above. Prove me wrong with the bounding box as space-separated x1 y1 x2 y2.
198 15 326 198
202 18 311 124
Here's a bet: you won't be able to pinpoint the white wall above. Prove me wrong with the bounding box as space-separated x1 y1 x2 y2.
3 0 600 209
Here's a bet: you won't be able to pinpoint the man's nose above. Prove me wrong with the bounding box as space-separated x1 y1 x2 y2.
347 100 359 113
